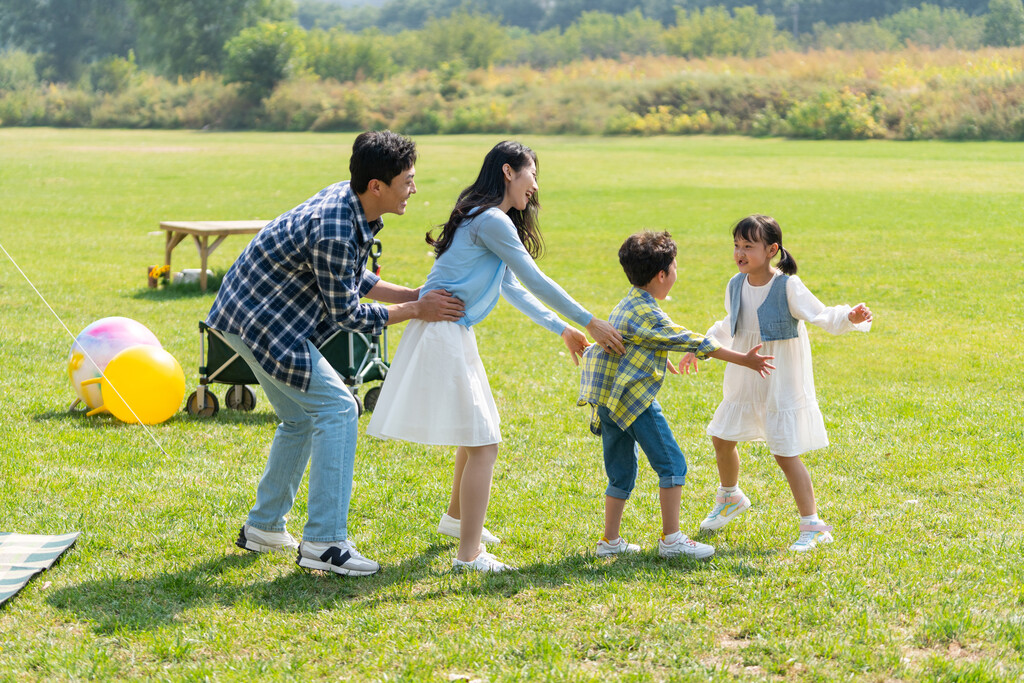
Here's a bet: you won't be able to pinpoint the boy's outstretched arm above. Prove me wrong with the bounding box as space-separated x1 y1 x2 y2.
707 343 775 377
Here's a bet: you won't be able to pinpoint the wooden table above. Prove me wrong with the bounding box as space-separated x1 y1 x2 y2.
159 220 267 291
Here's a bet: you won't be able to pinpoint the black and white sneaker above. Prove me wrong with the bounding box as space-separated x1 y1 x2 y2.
296 540 380 576
236 524 299 553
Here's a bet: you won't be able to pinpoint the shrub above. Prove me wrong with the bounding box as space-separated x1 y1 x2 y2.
784 87 888 139
223 22 308 101
89 53 140 94
0 50 38 92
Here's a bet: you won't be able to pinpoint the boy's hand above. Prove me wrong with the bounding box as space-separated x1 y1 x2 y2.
667 358 680 375
744 343 775 378
561 326 590 366
678 352 699 375
848 303 872 324
586 318 626 355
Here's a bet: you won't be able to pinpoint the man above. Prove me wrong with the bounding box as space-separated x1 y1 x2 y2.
207 131 463 576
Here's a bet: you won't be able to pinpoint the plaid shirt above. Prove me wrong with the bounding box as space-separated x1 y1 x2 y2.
206 181 387 391
578 287 721 432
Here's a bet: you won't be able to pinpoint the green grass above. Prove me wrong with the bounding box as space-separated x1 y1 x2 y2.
1 129 1022 681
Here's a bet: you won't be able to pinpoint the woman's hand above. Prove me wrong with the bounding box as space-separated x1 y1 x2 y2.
561 326 590 366
585 318 625 355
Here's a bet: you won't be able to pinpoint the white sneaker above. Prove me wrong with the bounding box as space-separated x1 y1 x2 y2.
452 549 515 573
789 522 834 552
235 524 299 553
596 537 641 557
438 513 501 545
296 540 380 576
699 488 751 532
659 533 715 559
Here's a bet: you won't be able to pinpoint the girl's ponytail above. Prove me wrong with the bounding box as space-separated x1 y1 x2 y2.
777 246 798 275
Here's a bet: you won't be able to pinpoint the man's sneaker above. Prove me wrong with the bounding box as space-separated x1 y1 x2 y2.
699 488 751 532
452 549 515 573
296 540 380 576
438 513 500 545
659 533 715 559
596 536 641 557
236 524 299 553
789 522 834 552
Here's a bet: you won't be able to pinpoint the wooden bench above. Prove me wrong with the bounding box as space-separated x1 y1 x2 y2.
159 220 267 291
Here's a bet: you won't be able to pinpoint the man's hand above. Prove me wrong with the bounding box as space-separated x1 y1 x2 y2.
416 289 464 322
742 343 775 378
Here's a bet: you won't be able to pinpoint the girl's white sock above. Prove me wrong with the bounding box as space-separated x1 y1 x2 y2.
720 484 739 494
800 513 821 524
662 531 683 543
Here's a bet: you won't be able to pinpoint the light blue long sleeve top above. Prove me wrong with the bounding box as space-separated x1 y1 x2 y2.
421 207 593 334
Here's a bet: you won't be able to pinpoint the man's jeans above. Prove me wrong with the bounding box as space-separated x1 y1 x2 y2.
221 332 358 542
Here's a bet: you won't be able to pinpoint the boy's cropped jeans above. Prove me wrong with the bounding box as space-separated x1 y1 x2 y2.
598 400 688 499
221 331 359 543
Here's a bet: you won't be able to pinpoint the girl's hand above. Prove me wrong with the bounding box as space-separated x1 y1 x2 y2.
561 326 590 366
586 318 626 355
744 343 776 378
849 303 873 324
678 352 699 375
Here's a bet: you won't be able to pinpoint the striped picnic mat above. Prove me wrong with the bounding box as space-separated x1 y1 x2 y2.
0 531 81 606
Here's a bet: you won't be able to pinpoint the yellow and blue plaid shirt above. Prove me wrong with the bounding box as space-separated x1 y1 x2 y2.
577 287 721 432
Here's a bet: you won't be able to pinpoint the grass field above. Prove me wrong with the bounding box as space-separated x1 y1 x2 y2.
1 129 1022 681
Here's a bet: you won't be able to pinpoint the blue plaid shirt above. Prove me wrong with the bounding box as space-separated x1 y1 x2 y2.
206 181 387 391
578 287 721 432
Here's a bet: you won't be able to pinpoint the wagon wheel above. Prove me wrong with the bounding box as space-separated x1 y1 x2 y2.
225 385 257 411
363 385 381 413
348 387 363 417
186 389 219 418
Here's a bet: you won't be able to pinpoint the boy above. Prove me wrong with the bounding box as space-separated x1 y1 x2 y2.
577 231 773 559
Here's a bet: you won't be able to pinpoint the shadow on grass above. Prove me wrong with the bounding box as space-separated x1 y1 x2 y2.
130 274 224 301
46 541 775 633
32 405 279 426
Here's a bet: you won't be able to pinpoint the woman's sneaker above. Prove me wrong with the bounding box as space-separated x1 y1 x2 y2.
452 549 515 573
596 536 641 557
437 513 500 545
789 522 834 552
658 533 715 559
699 488 751 532
296 540 380 576
236 524 299 553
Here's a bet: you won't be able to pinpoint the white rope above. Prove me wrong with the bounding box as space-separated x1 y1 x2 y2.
0 241 170 456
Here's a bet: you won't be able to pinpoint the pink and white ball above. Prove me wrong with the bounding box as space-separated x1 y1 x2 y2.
67 317 162 410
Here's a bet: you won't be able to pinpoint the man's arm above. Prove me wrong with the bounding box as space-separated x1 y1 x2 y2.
384 288 465 325
365 280 419 304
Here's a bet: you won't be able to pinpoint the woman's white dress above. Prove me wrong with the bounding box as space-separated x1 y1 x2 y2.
705 272 870 457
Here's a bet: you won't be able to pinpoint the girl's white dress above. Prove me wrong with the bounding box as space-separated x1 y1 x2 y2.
705 272 870 457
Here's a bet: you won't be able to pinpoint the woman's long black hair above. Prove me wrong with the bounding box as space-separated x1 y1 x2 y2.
733 214 798 275
426 141 543 259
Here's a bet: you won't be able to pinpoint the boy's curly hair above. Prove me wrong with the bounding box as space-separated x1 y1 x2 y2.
619 230 677 287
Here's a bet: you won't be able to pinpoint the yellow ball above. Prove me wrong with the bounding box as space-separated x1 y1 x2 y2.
98 345 186 425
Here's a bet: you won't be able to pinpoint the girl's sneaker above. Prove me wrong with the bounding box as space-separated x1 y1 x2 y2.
438 513 501 545
596 536 641 557
452 549 515 573
789 522 834 552
658 533 715 559
699 488 751 532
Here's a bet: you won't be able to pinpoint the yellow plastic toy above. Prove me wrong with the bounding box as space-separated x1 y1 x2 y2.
81 345 186 425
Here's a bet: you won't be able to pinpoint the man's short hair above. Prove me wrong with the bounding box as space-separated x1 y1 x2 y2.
349 131 417 194
619 230 677 287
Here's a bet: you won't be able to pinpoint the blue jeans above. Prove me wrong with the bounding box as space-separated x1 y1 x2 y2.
221 332 359 542
599 400 687 500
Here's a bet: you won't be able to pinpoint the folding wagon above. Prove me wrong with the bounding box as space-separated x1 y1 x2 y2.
184 239 389 418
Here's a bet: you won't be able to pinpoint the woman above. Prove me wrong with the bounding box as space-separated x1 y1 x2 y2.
367 141 625 572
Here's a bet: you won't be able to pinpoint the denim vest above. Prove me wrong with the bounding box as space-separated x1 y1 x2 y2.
728 273 799 341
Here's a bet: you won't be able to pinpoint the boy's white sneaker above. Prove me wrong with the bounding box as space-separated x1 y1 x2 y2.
659 533 715 559
296 540 380 576
699 488 751 532
438 513 500 545
789 522 834 552
452 549 515 573
235 524 299 553
596 536 641 557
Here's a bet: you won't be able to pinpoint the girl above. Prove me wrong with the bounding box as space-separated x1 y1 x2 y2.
367 141 625 572
681 215 872 552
